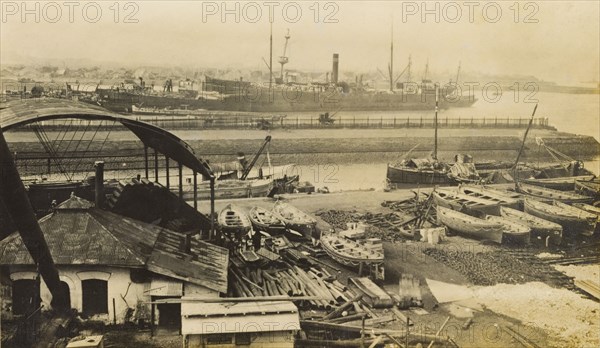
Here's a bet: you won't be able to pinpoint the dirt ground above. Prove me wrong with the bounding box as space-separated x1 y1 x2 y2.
209 189 599 348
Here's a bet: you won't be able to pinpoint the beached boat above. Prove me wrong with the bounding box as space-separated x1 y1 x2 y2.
524 199 597 236
436 206 504 243
516 182 593 204
458 185 522 208
485 215 531 245
272 201 317 238
248 206 286 234
521 175 596 191
572 203 600 222
575 178 600 198
218 204 252 238
500 206 562 245
176 178 274 201
320 230 384 269
433 188 510 215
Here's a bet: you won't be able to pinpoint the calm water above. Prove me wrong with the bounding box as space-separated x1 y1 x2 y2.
286 91 600 141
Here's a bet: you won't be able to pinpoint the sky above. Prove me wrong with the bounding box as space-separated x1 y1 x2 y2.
1 1 599 83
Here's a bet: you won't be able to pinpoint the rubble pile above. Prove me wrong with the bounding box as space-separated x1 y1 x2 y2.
316 210 361 230
423 248 574 286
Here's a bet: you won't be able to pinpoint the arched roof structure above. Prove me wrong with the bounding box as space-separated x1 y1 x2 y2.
0 98 213 178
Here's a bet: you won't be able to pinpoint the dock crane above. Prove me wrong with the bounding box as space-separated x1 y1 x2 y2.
278 29 291 83
240 136 272 180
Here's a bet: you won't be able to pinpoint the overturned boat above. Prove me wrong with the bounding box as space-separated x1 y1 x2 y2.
437 206 504 243
524 199 597 237
500 206 563 245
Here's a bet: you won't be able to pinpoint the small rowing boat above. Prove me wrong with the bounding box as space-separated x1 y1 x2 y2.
575 178 600 198
500 206 562 245
320 230 384 268
485 215 531 245
272 201 317 238
458 185 522 207
248 206 286 234
218 204 252 238
572 203 600 222
524 199 597 237
516 182 593 204
436 206 504 243
433 188 508 215
521 175 596 191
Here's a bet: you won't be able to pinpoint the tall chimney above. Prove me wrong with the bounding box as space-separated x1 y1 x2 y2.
332 54 339 84
94 161 104 208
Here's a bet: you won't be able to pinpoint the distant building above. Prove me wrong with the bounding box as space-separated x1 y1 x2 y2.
0 195 229 331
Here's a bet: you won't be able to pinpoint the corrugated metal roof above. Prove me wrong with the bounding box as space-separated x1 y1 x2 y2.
0 196 228 293
181 301 300 335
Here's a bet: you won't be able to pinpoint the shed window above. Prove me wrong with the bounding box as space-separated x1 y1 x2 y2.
82 279 108 316
205 334 233 345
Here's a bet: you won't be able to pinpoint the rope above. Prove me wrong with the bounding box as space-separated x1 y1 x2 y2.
71 120 103 177
31 122 71 180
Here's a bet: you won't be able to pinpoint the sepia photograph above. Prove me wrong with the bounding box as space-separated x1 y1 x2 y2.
0 1 599 347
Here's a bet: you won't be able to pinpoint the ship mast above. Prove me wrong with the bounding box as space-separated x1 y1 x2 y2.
423 59 429 81
455 61 461 85
269 22 273 91
389 21 394 92
433 84 439 160
279 29 291 82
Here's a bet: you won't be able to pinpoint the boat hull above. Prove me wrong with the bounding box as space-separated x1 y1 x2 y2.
272 202 317 239
437 206 504 243
175 179 273 201
500 206 562 245
387 165 454 186
522 175 595 191
524 199 596 237
320 234 384 268
516 183 593 204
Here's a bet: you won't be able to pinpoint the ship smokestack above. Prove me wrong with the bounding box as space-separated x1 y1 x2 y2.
94 161 104 208
332 53 339 84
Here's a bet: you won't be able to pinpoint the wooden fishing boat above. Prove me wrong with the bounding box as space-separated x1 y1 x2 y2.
458 185 522 208
516 182 593 204
485 215 531 245
436 206 504 243
218 204 252 238
272 201 317 238
524 199 597 237
572 203 600 221
176 178 274 200
433 188 507 215
521 175 595 191
320 230 384 269
500 206 563 245
575 178 600 198
248 206 286 234
553 201 598 236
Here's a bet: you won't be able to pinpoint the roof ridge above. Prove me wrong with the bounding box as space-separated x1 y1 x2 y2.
86 210 148 265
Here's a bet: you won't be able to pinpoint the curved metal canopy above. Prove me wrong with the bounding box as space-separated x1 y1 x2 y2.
0 98 213 178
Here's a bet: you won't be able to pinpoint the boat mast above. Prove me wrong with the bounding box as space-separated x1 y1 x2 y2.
513 104 538 168
455 61 461 84
269 22 273 91
433 84 439 160
389 20 394 92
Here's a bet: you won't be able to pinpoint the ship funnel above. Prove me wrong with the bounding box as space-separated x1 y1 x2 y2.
94 161 105 208
332 53 339 84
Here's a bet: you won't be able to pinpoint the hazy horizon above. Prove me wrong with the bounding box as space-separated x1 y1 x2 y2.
1 1 599 84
